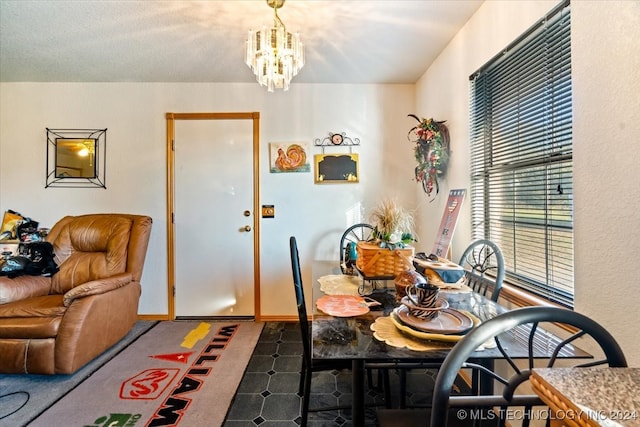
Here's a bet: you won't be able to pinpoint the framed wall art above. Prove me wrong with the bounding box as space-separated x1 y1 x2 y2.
269 142 310 173
314 153 359 183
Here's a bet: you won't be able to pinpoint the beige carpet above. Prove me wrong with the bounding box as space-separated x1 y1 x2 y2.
28 320 264 427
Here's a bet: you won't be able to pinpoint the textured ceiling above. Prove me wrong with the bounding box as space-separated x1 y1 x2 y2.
0 0 483 84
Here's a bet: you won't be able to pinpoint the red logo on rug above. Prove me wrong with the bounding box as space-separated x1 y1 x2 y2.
149 352 193 364
120 368 180 400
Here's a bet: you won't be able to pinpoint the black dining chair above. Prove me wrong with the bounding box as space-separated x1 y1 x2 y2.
458 239 505 302
289 236 390 425
377 306 628 427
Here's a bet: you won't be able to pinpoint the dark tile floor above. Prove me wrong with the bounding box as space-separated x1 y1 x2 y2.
223 322 439 427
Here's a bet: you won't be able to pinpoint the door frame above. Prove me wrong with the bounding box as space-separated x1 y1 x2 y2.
165 112 261 320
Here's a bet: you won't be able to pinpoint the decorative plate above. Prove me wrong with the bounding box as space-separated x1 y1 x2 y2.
316 295 375 317
395 305 474 335
390 311 475 342
370 316 456 351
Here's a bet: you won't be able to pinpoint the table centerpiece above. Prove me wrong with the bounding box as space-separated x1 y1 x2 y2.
355 199 416 277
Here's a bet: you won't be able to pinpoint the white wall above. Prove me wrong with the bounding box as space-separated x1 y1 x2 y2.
571 1 640 367
2 0 639 365
0 82 417 317
414 0 640 366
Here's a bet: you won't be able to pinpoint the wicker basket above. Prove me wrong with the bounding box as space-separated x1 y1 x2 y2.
355 241 415 277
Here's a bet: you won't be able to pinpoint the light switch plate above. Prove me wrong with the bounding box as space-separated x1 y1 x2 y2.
262 205 275 218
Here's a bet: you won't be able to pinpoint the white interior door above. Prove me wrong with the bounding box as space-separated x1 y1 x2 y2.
174 119 255 317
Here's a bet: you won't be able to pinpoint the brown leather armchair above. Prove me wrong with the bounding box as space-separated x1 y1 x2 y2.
0 213 152 374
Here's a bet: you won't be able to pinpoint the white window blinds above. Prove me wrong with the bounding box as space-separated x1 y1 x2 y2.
469 0 573 307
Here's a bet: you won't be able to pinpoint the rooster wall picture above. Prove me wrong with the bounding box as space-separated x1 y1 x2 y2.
269 142 310 173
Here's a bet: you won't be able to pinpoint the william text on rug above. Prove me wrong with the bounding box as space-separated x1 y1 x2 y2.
28 320 264 427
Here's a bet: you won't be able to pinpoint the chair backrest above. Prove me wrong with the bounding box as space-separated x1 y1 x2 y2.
47 213 152 293
289 236 313 367
458 239 505 302
430 306 628 427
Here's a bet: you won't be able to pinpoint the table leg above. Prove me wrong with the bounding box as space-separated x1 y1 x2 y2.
478 359 494 395
352 359 365 427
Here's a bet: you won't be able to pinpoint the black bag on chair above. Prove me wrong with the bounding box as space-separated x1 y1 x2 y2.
0 242 58 278
23 242 59 277
0 255 31 278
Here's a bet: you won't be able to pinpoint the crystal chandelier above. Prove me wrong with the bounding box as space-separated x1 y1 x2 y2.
245 0 304 92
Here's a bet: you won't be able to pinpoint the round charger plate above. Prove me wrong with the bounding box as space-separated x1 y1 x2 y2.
395 305 474 334
371 316 459 351
316 294 370 317
370 313 496 351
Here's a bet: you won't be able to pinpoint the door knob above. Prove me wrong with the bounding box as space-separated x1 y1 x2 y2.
243 225 252 232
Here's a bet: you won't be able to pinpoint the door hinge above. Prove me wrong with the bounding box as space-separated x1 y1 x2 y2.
172 139 175 151
173 286 176 297
171 212 175 224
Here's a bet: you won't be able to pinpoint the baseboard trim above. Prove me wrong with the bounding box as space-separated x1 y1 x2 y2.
138 314 171 321
258 315 298 322
138 314 299 322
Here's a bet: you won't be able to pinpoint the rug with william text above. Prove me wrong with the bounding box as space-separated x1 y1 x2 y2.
28 320 264 427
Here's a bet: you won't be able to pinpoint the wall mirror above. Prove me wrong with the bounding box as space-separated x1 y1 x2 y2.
46 128 106 188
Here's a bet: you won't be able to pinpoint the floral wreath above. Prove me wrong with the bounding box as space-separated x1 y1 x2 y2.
407 114 450 199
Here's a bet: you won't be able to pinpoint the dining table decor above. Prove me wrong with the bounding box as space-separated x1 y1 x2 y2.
413 254 471 292
355 198 416 277
395 304 472 334
400 296 449 320
355 241 415 277
405 281 439 306
393 269 426 300
315 294 380 317
371 316 460 351
370 309 497 351
317 274 362 296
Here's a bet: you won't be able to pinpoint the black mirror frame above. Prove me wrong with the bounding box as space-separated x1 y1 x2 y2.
46 128 107 189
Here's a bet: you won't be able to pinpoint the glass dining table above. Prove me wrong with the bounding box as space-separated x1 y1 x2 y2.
310 260 587 427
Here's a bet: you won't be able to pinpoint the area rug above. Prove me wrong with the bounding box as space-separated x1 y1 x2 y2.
27 320 263 427
0 320 158 427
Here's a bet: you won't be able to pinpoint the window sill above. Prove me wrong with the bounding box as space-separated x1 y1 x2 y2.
499 283 565 309
499 283 577 334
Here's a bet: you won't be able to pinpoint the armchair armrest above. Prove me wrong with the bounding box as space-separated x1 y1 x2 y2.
0 275 51 304
63 273 133 307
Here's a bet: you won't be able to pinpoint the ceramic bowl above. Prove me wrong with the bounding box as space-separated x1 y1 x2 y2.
401 296 449 320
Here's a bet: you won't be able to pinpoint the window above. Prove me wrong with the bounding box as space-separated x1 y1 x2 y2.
469 0 573 307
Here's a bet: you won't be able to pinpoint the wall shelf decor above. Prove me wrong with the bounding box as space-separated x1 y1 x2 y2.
46 128 107 188
314 132 360 154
